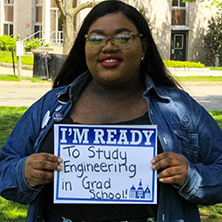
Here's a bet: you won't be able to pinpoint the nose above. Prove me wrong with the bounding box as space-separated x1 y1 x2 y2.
101 38 119 52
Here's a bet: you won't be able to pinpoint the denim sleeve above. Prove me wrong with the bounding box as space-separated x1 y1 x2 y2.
0 98 46 204
178 105 222 205
0 157 42 205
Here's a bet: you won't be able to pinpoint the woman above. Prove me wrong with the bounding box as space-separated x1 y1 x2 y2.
0 1 222 222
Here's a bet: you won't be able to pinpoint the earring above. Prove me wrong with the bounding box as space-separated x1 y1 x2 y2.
141 53 145 61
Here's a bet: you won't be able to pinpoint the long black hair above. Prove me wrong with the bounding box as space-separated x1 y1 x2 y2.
53 0 179 88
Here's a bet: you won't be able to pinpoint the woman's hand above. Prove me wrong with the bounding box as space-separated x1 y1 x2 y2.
25 153 63 187
151 152 188 186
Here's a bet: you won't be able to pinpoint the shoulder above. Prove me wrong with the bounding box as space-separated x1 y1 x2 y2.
25 86 68 121
156 86 196 106
34 86 67 107
154 86 204 124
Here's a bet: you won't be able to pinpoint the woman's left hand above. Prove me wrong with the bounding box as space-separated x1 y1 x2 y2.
151 152 188 186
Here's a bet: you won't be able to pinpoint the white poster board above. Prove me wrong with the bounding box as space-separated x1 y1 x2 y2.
54 125 157 204
16 41 24 57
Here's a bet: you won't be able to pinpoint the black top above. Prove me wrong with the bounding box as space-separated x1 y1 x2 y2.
40 113 162 222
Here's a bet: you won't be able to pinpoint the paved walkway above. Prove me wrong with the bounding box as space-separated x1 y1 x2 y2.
0 66 222 110
0 65 33 78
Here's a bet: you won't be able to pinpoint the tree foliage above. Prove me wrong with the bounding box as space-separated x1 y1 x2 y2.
204 12 222 65
183 0 222 10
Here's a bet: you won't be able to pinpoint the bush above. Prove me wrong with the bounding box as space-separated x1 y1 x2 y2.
0 35 16 51
164 60 205 68
24 38 47 52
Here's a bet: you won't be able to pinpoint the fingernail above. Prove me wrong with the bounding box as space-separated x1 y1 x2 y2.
151 165 156 170
151 159 156 164
58 165 63 171
159 178 164 183
58 158 63 163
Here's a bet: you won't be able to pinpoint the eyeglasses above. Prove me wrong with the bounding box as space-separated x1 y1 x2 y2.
85 32 143 51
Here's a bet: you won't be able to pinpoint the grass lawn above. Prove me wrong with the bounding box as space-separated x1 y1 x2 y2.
207 66 222 71
0 51 34 66
175 76 222 82
0 74 221 84
0 107 222 221
0 74 51 83
0 107 28 221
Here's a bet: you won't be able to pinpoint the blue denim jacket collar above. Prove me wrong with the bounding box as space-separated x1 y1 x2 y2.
57 71 92 104
57 71 170 105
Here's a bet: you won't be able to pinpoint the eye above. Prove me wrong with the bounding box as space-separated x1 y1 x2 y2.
114 34 131 44
88 35 105 44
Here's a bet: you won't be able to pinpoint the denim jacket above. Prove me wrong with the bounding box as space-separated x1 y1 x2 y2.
0 71 222 222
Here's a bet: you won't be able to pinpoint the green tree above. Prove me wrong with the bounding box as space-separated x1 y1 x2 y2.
183 0 222 10
204 12 222 65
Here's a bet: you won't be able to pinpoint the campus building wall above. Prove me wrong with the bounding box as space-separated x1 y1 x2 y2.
0 0 217 65
14 0 34 39
76 0 171 60
145 0 172 60
0 1 4 35
187 2 217 64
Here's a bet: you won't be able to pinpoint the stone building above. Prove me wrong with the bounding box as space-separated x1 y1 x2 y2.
0 0 218 64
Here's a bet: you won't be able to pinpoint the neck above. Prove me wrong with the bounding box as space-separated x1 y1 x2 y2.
87 78 146 100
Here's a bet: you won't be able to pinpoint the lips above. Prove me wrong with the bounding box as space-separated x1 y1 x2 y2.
98 55 123 68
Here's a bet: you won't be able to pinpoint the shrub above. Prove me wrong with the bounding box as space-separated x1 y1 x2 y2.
164 60 205 68
25 38 49 52
24 38 45 52
0 35 16 51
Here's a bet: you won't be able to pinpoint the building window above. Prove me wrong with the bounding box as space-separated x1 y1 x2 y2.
34 0 42 37
4 0 14 36
172 0 186 8
36 0 42 4
4 23 13 35
51 0 58 8
4 0 14 4
73 0 77 7
172 0 186 25
34 25 42 38
51 0 76 8
35 0 42 22
4 5 13 21
36 6 42 23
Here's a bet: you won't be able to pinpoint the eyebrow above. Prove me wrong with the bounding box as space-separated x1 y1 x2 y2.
88 28 133 35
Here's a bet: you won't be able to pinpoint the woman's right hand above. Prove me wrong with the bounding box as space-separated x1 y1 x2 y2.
24 153 63 187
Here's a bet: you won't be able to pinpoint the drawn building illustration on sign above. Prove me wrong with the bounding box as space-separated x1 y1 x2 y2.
129 179 151 199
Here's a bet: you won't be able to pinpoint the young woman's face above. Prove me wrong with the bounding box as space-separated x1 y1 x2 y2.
85 12 146 88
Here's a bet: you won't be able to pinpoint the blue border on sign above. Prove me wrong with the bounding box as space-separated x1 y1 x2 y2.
55 125 157 203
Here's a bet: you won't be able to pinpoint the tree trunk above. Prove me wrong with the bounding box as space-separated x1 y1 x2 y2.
63 12 75 54
55 0 100 54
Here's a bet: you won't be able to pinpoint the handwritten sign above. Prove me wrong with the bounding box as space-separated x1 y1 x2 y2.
54 125 157 204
